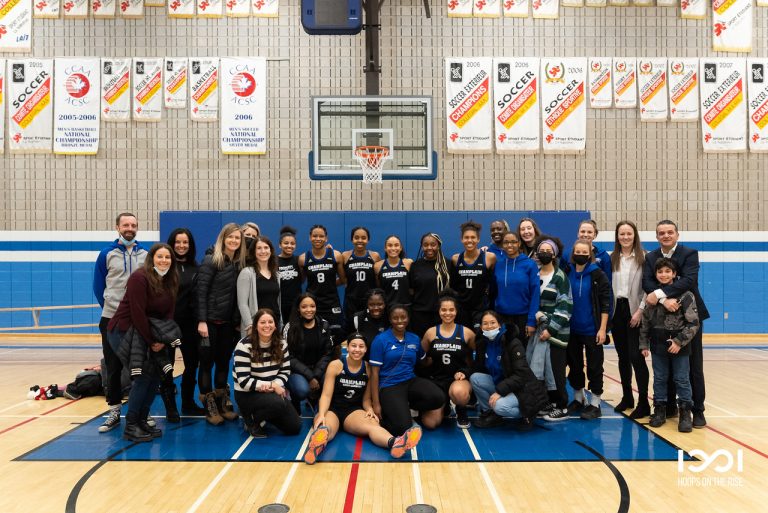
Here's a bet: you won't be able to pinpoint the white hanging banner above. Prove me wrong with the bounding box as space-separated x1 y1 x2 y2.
146 0 163 6
638 58 668 121
62 0 88 17
190 58 219 121
747 59 768 152
503 0 529 16
252 0 277 16
656 0 675 5
8 59 53 154
585 0 606 5
700 58 747 153
0 60 4 154
668 58 699 122
712 0 752 52
120 0 144 17
445 57 493 154
680 0 706 18
167 0 193 16
561 0 583 7
34 0 61 18
609 0 628 5
532 0 559 17
132 58 162 122
225 0 248 16
757 0 766 6
493 57 539 154
474 0 501 16
91 0 116 17
541 58 587 154
220 57 267 155
53 58 100 155
447 0 473 16
196 0 221 16
163 58 187 109
632 0 652 5
101 58 131 121
613 59 637 109
0 0 32 52
588 58 612 109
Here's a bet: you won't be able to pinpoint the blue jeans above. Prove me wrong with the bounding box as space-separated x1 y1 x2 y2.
470 373 521 419
287 374 311 403
108 329 160 421
651 350 692 408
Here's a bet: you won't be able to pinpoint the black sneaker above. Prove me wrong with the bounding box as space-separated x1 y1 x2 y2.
629 402 651 419
139 420 163 439
537 403 554 418
543 407 569 422
678 408 693 433
248 423 267 438
567 399 586 415
98 405 122 433
123 422 152 443
456 407 470 429
580 405 602 420
613 398 635 412
692 411 707 429
472 411 505 428
649 404 667 428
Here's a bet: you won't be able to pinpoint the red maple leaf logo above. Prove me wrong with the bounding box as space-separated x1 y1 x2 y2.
753 133 760 143
35 1 48 10
63 1 73 11
448 0 458 7
13 133 21 143
449 132 458 142
498 134 507 142
546 134 554 143
704 133 712 143
170 0 180 8
714 22 726 36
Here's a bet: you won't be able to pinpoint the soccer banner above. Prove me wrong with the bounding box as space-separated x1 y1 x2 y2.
62 0 88 17
120 0 144 17
252 0 277 16
613 59 636 109
220 57 267 154
474 0 500 16
680 0 706 18
493 58 539 154
53 58 100 155
561 0 582 7
445 58 493 154
225 0 249 16
7 59 53 154
91 0 116 17
0 60 4 154
638 58 668 121
588 58 612 109
101 58 131 121
164 57 187 109
190 58 219 121
167 0 193 16
0 0 32 52
700 58 747 152
713 0 752 52
532 0 559 18
541 58 587 154
668 59 699 122
34 0 60 18
747 59 768 152
447 0 473 16
503 0 528 16
196 0 221 16
132 58 162 121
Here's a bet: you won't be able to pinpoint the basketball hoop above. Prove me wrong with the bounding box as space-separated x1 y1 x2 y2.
354 145 391 184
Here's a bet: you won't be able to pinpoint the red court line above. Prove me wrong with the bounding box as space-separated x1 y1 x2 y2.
342 437 364 513
0 399 82 436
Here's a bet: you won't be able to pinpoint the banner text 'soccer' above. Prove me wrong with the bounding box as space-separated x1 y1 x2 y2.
53 58 100 154
638 58 668 121
8 59 53 153
541 58 587 154
747 59 768 153
133 58 163 121
445 57 494 153
700 58 747 153
220 57 267 154
668 58 699 122
493 57 540 153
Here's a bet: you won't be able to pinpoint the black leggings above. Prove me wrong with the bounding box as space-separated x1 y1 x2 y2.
100 316 123 406
612 299 649 402
379 377 444 435
567 333 605 396
234 390 302 435
549 345 568 409
198 322 236 394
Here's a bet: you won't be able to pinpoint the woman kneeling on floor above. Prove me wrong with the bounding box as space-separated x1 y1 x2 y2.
303 334 422 464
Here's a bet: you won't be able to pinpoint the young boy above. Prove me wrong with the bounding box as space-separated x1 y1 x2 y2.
639 258 700 433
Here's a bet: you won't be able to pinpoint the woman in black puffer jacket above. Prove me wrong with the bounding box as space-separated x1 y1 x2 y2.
196 223 245 425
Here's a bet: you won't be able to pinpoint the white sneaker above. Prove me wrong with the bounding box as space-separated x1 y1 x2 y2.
98 405 122 433
543 407 569 422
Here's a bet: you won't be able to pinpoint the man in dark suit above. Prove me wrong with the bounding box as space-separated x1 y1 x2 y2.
642 220 709 428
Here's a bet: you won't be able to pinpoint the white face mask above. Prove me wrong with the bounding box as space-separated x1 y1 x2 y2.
154 267 169 277
483 328 500 339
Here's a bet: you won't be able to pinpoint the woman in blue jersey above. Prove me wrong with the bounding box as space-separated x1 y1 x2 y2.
451 220 496 331
492 230 540 345
342 226 381 328
370 305 445 435
374 235 412 307
303 334 423 464
298 225 346 328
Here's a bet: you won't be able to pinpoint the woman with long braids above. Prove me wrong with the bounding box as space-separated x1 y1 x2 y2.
409 233 451 338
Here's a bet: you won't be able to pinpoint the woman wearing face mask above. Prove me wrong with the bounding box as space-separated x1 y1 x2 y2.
241 222 261 263
451 221 496 331
374 235 413 308
299 225 346 329
349 288 390 352
409 233 451 338
197 223 245 425
283 293 334 413
517 218 542 258
107 243 180 442
342 226 381 329
610 221 650 419
237 236 281 339
277 226 302 326
470 311 549 430
565 239 611 420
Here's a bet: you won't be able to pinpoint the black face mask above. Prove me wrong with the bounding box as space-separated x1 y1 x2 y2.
245 237 256 251
537 252 554 265
573 254 590 266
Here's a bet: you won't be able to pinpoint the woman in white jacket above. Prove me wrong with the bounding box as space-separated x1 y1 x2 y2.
238 236 281 339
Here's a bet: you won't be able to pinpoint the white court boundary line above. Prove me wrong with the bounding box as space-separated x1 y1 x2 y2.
411 446 424 504
462 429 507 513
275 430 312 503
186 436 254 513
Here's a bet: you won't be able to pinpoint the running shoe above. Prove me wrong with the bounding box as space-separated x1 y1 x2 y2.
303 426 330 465
390 425 423 459
456 407 470 429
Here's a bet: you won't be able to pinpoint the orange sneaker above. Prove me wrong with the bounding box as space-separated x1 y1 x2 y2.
304 426 330 465
390 425 422 459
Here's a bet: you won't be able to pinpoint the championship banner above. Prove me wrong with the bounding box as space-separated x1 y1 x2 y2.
34 0 60 18
588 58 612 109
91 0 116 17
0 60 4 154
532 0 559 18
101 58 131 121
62 0 88 17
252 0 277 16
712 0 752 52
541 58 587 154
680 0 706 18
0 0 32 52
132 58 162 121
225 0 248 16
747 59 768 152
53 58 100 155
190 58 218 121
493 58 539 154
447 0 473 16
7 59 53 154
474 0 500 16
502 0 529 16
561 0 583 7
445 57 493 154
167 0 193 16
613 59 636 109
700 58 746 152
220 57 267 155
163 57 187 109
638 58 668 121
120 0 144 17
196 0 221 16
668 58 699 122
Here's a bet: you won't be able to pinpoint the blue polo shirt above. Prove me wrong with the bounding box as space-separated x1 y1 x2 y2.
369 328 424 388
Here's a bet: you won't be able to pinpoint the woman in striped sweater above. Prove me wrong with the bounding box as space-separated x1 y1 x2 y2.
233 309 301 438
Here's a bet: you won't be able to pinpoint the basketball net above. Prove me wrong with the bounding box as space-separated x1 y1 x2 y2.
354 145 391 184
